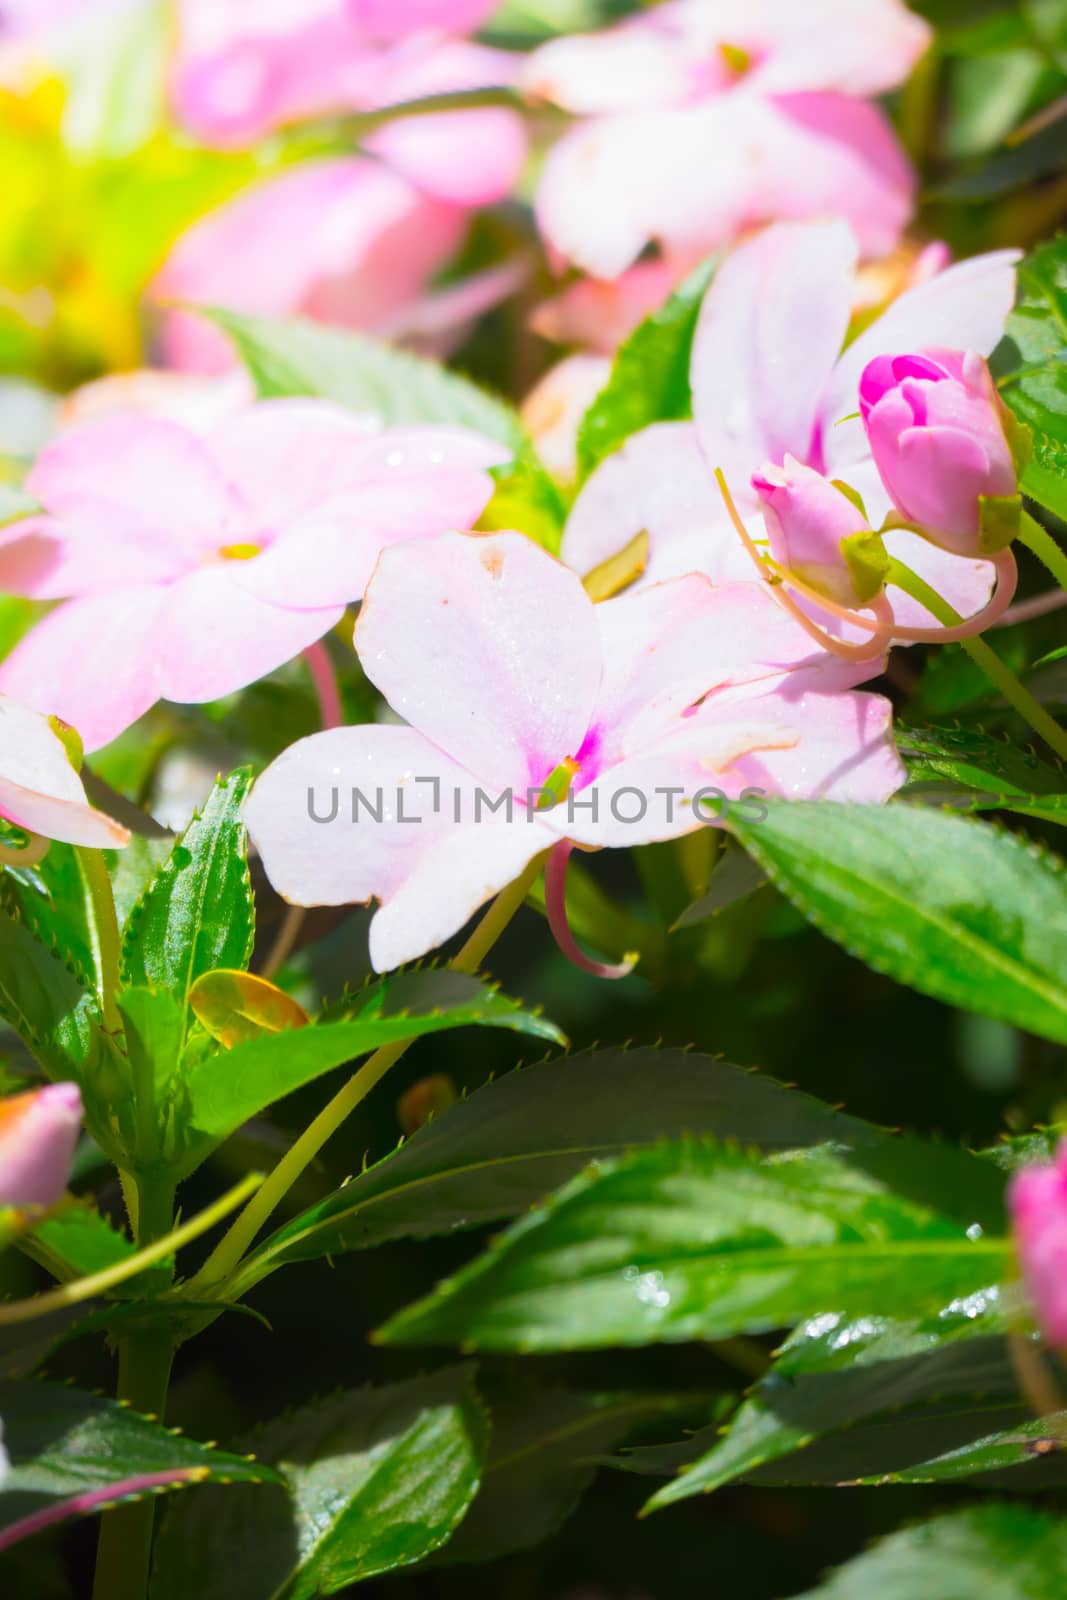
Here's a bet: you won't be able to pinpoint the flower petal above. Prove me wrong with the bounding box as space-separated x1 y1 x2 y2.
355 531 603 791
245 724 555 971
0 1082 83 1211
155 568 342 705
0 695 128 848
0 589 166 752
691 218 858 486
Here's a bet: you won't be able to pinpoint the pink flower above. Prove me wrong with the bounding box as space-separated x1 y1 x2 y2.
521 355 612 482
0 402 503 750
0 694 128 849
0 1082 83 1211
245 530 904 972
531 260 690 353
753 457 884 609
563 221 1019 637
860 349 1022 556
523 0 930 279
345 1 500 39
1010 1142 1067 1347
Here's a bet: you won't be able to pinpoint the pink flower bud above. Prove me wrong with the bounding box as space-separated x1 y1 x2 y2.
859 349 1022 556
1009 1140 1067 1346
0 1082 83 1212
751 456 887 609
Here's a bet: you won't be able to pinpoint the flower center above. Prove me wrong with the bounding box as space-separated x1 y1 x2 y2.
537 757 580 810
218 542 262 561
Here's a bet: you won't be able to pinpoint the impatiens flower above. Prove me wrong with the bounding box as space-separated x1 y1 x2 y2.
563 220 1019 637
521 355 612 482
159 16 526 371
245 531 904 972
523 0 930 280
752 457 886 609
0 694 128 850
531 260 689 353
0 1082 83 1212
1009 1142 1067 1347
0 402 503 750
859 350 1024 556
60 368 252 434
345 1 499 36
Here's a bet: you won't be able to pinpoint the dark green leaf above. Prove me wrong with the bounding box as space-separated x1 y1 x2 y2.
231 1047 888 1293
176 974 564 1178
732 802 1067 1046
19 1202 134 1283
151 1366 486 1599
576 257 716 480
1 845 98 992
791 1504 1067 1598
0 1379 280 1551
376 1143 1006 1353
120 770 255 1017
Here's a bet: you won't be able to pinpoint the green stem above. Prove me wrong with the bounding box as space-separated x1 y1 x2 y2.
191 855 547 1295
1019 510 1067 594
888 558 1067 763
74 847 122 1033
91 1174 175 1600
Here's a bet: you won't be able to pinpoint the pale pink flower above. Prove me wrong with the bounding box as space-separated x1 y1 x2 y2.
563 221 1019 637
1010 1142 1067 1347
60 368 252 434
345 1 499 37
0 1082 83 1211
860 349 1021 556
0 694 128 849
531 260 690 354
245 530 904 972
524 0 930 279
0 402 503 751
752 457 880 610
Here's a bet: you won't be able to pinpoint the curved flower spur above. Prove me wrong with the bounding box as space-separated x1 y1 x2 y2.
245 530 905 976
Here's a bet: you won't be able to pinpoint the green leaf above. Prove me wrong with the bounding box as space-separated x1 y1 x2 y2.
376 1143 1006 1354
231 1046 888 1294
1002 235 1067 446
898 723 1067 823
120 770 255 1019
440 1384 687 1565
176 973 565 1178
731 802 1067 1046
644 1324 1027 1507
576 257 716 480
20 1202 135 1283
117 986 185 1166
0 909 102 1080
1022 430 1067 521
151 1367 487 1599
1 845 99 992
207 308 565 550
791 1504 1067 1598
0 1378 281 1552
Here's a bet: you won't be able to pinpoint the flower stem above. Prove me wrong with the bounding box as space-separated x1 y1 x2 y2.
303 641 343 730
887 557 1067 762
74 847 122 1033
191 854 547 1295
1019 510 1067 595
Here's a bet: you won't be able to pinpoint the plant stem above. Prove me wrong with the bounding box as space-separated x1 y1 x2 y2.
74 847 122 1033
1019 510 1067 594
192 854 547 1293
887 558 1067 762
91 1174 175 1600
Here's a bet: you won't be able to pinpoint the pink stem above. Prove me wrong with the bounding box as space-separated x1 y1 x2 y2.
993 586 1067 628
0 1468 204 1554
303 641 343 730
544 841 636 981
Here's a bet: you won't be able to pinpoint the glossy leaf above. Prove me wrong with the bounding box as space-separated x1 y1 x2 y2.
376 1143 1006 1353
792 1504 1067 1598
576 257 716 480
231 1047 888 1294
0 1379 280 1553
151 1366 487 1599
175 973 564 1177
120 770 255 1016
0 844 98 992
899 724 1067 820
732 802 1067 1045
1002 235 1067 446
